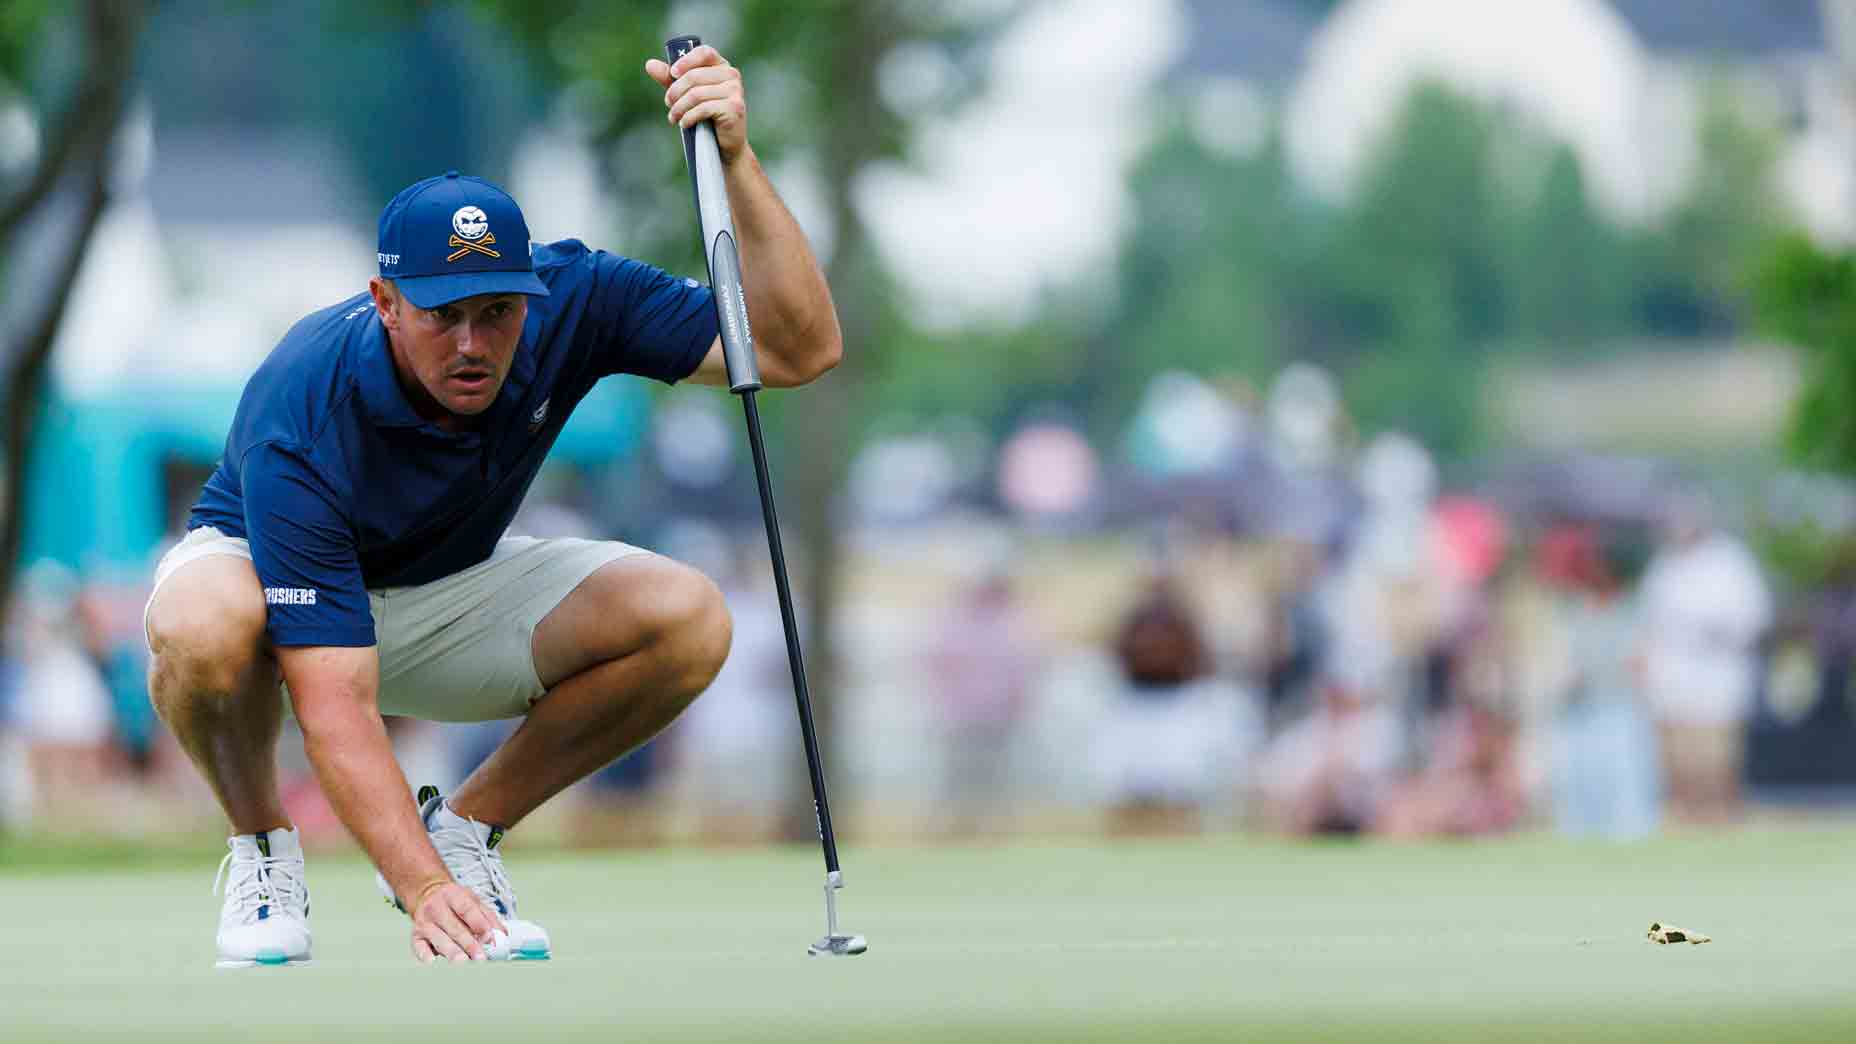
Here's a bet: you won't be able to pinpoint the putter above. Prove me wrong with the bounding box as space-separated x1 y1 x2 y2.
666 34 867 959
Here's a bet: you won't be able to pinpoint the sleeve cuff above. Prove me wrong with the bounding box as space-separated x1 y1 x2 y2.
268 627 377 648
665 328 717 386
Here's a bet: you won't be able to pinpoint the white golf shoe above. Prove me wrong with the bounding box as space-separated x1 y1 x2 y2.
377 786 551 961
212 826 311 969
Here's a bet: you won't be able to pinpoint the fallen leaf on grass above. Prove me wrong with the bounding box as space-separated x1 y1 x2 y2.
1647 922 1711 945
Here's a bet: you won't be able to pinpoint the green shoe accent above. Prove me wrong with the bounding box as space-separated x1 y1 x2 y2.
511 947 550 961
254 951 289 966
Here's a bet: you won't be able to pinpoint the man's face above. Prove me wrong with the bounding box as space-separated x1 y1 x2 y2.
370 277 527 427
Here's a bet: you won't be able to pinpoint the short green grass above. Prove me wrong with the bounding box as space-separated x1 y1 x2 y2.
2 829 1853 1042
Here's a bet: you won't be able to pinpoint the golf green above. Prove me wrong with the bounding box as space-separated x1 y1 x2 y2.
2 829 1851 1041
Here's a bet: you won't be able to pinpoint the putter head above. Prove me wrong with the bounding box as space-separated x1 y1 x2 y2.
808 933 868 957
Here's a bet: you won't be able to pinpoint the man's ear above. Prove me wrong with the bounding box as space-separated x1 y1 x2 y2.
368 276 399 331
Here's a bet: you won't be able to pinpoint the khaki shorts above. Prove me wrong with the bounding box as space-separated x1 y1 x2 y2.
146 526 650 722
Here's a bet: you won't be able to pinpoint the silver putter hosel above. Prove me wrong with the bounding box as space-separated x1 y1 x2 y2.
667 34 863 957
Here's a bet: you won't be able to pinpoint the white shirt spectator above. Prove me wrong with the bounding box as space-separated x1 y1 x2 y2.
16 641 112 746
1093 677 1262 805
1639 532 1772 726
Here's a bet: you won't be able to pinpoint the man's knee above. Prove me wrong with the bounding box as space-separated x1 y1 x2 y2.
537 555 734 691
146 558 272 700
641 564 732 694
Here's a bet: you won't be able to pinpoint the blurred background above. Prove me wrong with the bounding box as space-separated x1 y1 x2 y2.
3 0 1855 852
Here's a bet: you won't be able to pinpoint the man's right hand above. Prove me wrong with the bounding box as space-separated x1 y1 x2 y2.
275 646 506 964
409 880 506 963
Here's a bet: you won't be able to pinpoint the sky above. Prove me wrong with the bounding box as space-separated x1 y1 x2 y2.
858 0 1187 330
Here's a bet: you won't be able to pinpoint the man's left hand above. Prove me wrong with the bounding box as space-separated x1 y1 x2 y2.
645 45 749 164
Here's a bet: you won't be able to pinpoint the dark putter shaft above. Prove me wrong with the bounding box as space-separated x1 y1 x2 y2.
664 34 846 887
740 391 840 874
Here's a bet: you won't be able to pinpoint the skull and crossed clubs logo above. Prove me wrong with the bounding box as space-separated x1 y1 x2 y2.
448 205 500 262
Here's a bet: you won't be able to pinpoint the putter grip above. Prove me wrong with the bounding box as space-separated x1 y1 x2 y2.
666 34 761 393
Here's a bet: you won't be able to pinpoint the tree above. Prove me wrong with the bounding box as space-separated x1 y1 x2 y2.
1505 144 1632 351
0 0 148 619
1750 232 1856 593
1097 72 1788 462
1099 124 1315 435
1756 233 1856 472
1632 86 1785 338
1328 84 1509 452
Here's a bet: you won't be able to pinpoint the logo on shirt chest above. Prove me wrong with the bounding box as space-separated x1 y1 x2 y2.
528 397 550 433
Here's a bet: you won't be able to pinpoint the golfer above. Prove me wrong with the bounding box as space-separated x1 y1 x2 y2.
143 45 839 967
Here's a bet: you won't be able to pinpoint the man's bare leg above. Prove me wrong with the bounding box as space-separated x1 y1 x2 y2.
448 554 731 827
146 552 320 968
145 555 289 834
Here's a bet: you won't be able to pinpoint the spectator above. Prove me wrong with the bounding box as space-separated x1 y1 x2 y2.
1376 699 1525 838
1422 496 1507 716
1540 526 1660 840
8 564 114 826
1639 500 1772 823
1256 647 1404 836
76 584 157 774
1093 573 1260 834
1261 539 1332 719
924 570 1040 837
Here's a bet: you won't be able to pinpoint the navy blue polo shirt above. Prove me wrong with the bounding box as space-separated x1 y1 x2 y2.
190 239 717 647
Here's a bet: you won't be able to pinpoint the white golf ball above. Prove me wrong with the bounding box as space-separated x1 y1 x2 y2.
484 929 511 960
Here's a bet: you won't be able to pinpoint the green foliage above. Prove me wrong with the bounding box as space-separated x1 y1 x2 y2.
859 313 1087 436
1756 233 1856 472
1633 87 1785 337
0 0 57 91
1505 146 1633 350
1103 82 1529 457
1338 84 1507 346
1754 514 1856 594
1105 126 1316 434
1343 331 1485 456
1100 74 1788 461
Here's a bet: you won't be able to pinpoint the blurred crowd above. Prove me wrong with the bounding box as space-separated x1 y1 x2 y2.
1 363 1847 846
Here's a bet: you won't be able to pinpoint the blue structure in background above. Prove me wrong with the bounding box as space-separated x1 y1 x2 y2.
23 376 654 577
25 382 233 577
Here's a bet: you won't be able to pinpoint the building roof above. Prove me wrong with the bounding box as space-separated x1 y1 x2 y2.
1183 0 1325 86
1607 0 1825 56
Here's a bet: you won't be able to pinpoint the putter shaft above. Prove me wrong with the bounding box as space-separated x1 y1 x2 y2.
739 390 841 875
668 32 861 955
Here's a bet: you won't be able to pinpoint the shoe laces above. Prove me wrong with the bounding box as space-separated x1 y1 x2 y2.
432 817 518 916
212 840 304 925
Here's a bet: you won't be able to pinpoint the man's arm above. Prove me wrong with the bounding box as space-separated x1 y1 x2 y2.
240 444 501 962
278 645 503 962
646 45 843 388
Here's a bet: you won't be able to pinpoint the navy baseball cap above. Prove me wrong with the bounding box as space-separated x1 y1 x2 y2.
376 171 549 309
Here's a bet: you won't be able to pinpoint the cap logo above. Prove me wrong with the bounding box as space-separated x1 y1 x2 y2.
447 206 501 263
452 206 489 241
